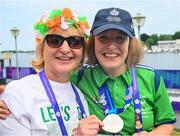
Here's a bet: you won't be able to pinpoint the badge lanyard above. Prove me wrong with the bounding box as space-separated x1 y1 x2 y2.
98 67 142 132
39 70 87 135
132 67 142 132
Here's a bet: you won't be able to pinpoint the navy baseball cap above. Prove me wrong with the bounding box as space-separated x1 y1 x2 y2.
91 7 135 38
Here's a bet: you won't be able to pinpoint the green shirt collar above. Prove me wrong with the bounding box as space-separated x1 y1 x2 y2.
93 65 132 88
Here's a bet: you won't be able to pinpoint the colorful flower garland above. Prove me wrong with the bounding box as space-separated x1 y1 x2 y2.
34 8 90 42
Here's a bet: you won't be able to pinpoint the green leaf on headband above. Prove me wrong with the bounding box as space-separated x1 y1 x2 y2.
34 23 39 30
67 19 78 28
35 24 49 35
78 16 87 21
49 9 62 19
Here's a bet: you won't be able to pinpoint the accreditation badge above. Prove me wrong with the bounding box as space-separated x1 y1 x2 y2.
102 114 124 133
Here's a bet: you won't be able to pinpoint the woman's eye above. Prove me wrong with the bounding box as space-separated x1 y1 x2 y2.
115 36 127 43
99 36 109 43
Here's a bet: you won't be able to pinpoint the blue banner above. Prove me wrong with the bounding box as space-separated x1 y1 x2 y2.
4 67 180 89
157 69 180 89
6 67 36 79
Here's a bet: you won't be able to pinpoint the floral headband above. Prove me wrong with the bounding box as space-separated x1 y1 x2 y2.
34 8 90 43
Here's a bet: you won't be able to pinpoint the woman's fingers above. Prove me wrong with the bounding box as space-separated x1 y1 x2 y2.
0 100 10 119
0 113 8 120
0 101 9 110
77 115 103 135
85 115 104 127
0 85 5 94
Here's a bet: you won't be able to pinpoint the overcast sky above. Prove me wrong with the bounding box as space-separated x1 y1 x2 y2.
0 0 180 51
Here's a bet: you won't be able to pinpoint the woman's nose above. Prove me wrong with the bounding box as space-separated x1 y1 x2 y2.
59 40 71 53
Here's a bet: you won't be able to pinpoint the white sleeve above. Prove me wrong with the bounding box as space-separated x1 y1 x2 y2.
0 81 31 135
0 114 30 135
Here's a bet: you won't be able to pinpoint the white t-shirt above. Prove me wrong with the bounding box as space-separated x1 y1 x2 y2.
0 74 89 135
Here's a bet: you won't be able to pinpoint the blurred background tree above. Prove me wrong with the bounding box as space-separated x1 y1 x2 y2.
140 31 180 49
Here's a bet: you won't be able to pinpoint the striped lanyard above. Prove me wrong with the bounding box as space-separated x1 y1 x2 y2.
39 70 87 135
98 67 142 132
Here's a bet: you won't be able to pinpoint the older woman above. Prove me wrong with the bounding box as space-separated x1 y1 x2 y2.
0 8 103 135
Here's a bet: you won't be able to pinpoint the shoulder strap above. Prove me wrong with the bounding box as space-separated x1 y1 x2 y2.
77 65 88 85
154 70 161 92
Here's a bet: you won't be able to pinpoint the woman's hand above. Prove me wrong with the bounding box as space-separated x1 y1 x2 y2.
0 100 10 119
73 115 104 136
0 85 5 94
133 131 149 136
133 124 174 136
0 85 10 119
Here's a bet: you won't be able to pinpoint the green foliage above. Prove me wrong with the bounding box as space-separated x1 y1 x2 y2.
146 38 154 49
141 31 180 49
145 34 158 49
150 34 158 45
159 34 173 41
172 31 180 40
141 33 150 43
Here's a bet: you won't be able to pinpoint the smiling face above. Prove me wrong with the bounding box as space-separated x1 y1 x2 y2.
43 27 84 82
95 29 129 77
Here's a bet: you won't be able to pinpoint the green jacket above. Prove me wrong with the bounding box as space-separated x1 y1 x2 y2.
71 64 176 135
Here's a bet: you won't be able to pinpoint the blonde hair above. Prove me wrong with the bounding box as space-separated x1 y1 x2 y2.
85 34 144 68
31 40 44 72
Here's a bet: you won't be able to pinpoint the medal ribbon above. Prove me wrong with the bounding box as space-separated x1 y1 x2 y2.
98 81 133 115
39 70 87 135
98 67 142 132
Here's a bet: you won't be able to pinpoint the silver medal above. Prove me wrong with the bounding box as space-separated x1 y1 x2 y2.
102 114 124 133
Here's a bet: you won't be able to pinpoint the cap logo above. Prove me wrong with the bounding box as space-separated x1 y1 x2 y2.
110 9 119 16
107 8 121 22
